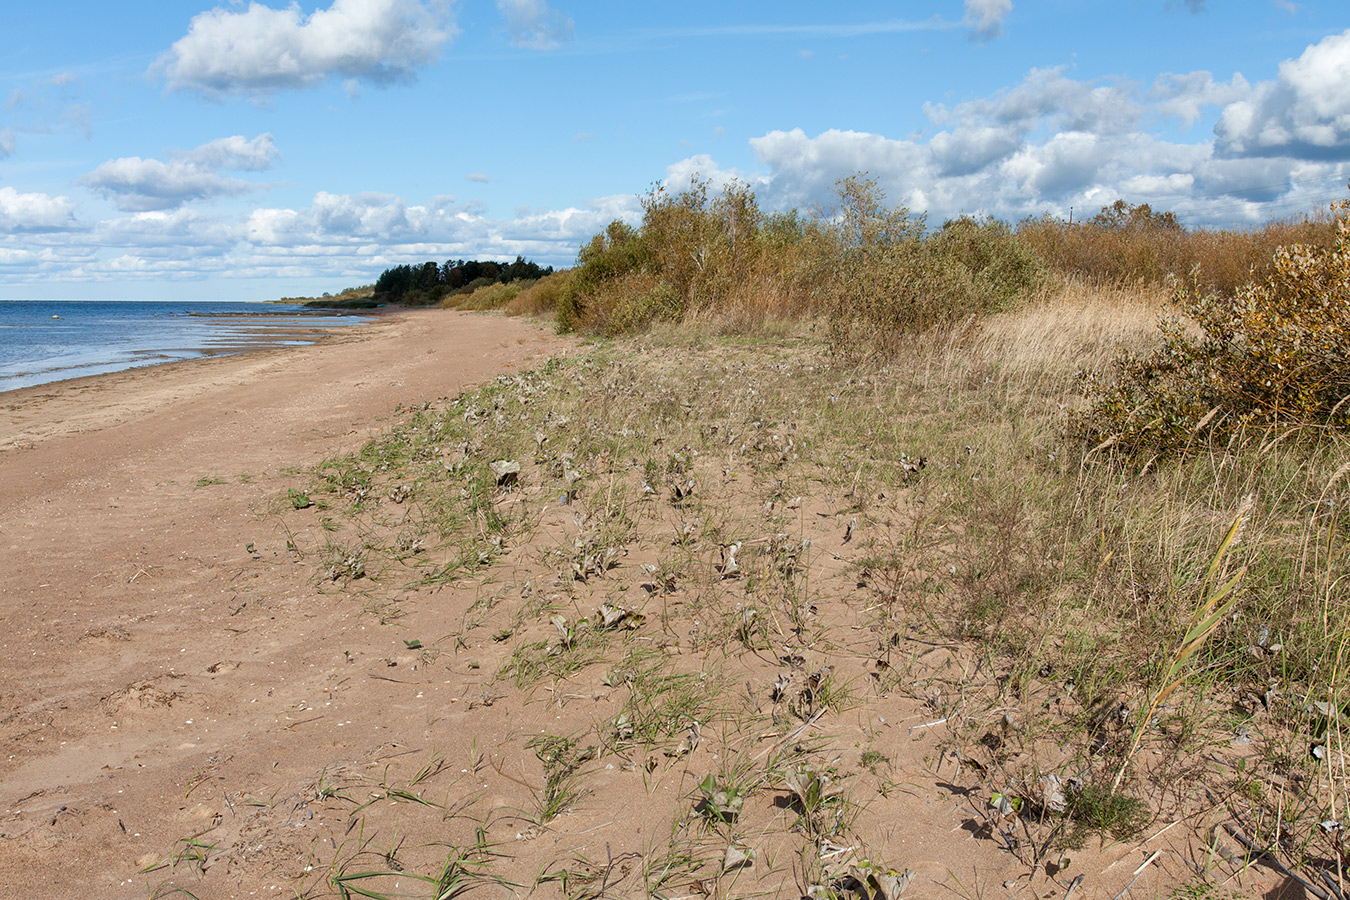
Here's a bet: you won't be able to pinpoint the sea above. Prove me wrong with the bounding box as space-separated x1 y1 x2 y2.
0 300 372 394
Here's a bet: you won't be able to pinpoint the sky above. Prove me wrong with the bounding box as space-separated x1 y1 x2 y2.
2 0 1350 301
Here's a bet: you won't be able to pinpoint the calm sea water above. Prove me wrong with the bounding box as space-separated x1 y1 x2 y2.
0 300 370 394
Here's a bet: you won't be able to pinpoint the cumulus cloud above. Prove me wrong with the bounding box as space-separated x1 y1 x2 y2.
157 0 457 98
81 134 279 212
0 185 639 286
496 0 574 49
1215 29 1350 159
730 42 1350 228
1150 70 1250 127
0 187 78 232
11 28 1350 290
965 0 1012 40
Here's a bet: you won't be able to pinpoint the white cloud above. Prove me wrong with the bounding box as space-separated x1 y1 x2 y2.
9 28 1350 292
1215 29 1350 159
0 187 78 232
496 0 574 49
465 172 492 183
729 45 1350 228
1150 70 1250 127
0 128 14 159
185 134 281 170
80 134 279 212
157 0 457 98
964 0 1012 40
0 186 638 286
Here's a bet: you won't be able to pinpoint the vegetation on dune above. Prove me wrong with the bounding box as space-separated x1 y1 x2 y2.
546 175 1045 356
206 178 1350 900
1078 196 1350 455
282 284 378 308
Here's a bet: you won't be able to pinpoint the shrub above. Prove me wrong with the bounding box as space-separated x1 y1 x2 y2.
504 270 574 318
556 220 648 332
1076 195 1350 456
821 178 1043 361
1017 202 1339 296
443 280 525 311
929 215 1044 312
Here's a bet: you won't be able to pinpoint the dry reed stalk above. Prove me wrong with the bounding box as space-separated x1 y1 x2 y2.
1111 495 1253 793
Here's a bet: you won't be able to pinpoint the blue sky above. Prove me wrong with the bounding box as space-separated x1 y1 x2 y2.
2 0 1349 300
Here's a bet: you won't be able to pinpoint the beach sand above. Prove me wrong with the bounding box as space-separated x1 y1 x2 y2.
0 309 571 897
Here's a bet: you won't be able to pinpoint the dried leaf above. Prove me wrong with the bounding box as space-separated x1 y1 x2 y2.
723 843 755 872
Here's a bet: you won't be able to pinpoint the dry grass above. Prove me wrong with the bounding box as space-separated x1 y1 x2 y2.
1017 210 1338 295
215 277 1345 899
971 278 1167 381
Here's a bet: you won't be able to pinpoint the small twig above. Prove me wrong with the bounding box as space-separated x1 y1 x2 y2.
1109 850 1160 900
1133 850 1162 876
1063 873 1084 900
282 715 325 730
1226 825 1331 900
755 708 826 759
908 716 949 737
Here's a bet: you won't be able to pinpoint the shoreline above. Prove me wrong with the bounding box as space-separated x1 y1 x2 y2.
0 306 409 454
0 301 383 398
0 307 571 897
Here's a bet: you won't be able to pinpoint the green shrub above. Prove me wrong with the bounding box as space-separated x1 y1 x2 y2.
821 178 1042 361
929 215 1044 312
556 220 648 332
1076 195 1350 456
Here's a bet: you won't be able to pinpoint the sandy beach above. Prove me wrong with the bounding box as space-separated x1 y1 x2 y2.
0 309 571 897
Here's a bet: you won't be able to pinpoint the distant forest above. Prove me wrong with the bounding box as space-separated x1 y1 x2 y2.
374 256 554 306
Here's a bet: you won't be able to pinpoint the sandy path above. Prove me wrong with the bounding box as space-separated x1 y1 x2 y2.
0 310 571 898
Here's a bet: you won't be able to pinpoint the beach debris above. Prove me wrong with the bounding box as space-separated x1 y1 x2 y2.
718 542 742 578
671 477 697 505
1041 774 1068 814
549 614 588 651
698 774 744 823
596 602 643 630
848 861 915 900
490 459 520 487
722 843 755 873
843 516 857 543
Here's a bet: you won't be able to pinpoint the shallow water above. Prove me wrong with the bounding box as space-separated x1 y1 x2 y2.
0 300 369 393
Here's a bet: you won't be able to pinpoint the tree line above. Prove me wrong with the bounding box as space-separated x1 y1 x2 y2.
373 256 554 305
